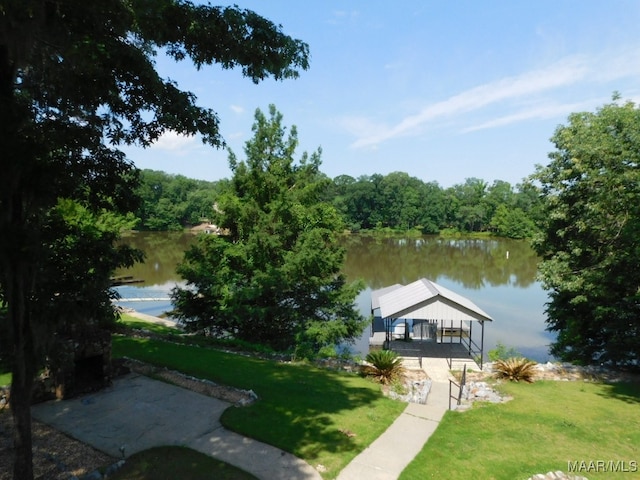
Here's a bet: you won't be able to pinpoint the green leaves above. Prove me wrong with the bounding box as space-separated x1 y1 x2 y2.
1 3 310 477
173 107 365 353
361 350 406 385
533 97 640 366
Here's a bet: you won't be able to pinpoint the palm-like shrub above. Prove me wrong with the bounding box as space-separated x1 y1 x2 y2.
361 350 406 385
493 357 537 383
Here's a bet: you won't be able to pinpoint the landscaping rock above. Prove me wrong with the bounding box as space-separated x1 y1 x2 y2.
104 459 125 477
461 381 509 404
481 361 640 383
122 358 258 406
386 370 432 404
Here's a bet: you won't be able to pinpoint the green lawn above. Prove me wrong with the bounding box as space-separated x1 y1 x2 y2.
112 336 405 479
117 314 183 336
400 380 640 480
7 321 637 479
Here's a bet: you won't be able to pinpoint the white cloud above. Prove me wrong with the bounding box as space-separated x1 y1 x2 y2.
348 46 640 149
150 131 200 153
589 47 640 83
463 100 598 132
230 104 244 114
350 56 590 149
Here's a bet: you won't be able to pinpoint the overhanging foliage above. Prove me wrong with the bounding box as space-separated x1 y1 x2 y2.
533 96 640 366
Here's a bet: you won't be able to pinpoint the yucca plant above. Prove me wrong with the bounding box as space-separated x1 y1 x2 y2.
493 357 537 383
361 350 406 385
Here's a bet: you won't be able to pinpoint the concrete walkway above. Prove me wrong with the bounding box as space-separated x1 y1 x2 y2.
336 381 449 480
33 313 473 479
337 341 478 480
32 374 321 480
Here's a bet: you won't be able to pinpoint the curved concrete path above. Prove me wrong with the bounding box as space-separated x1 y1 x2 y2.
32 373 321 480
34 313 466 479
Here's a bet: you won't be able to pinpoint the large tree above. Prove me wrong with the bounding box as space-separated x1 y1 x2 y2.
533 96 640 366
0 2 308 477
172 106 366 354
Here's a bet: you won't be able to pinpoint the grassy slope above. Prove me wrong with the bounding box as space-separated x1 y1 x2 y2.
117 314 182 335
400 380 640 480
112 336 405 479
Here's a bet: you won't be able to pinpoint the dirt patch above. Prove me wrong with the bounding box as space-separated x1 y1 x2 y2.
0 407 114 480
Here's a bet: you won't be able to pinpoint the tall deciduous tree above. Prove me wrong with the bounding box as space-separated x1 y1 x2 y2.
0 2 308 477
533 96 640 366
172 106 366 354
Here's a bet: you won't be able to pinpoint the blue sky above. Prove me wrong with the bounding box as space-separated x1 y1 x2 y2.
122 0 640 188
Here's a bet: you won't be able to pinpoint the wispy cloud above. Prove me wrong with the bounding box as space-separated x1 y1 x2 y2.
230 104 244 114
462 100 598 132
327 9 360 26
350 56 590 148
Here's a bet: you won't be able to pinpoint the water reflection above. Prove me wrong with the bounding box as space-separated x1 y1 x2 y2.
114 232 554 362
342 235 539 289
116 231 196 286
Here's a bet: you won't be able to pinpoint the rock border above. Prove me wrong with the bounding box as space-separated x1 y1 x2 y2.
118 357 258 406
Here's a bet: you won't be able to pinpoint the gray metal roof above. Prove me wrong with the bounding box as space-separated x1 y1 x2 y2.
373 278 493 322
370 283 403 310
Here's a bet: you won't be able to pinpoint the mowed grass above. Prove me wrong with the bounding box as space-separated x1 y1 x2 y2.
117 314 183 336
112 336 405 479
109 446 257 480
400 380 640 480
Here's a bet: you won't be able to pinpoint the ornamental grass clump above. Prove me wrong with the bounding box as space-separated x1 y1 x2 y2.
361 350 406 385
493 357 537 383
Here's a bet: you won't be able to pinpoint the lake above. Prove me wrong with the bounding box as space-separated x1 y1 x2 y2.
114 231 554 362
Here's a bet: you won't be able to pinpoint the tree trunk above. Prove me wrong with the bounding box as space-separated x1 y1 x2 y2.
8 262 36 480
6 241 37 479
11 362 35 480
1 32 38 479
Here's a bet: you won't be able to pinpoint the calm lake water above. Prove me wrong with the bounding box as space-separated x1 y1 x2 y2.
114 231 555 362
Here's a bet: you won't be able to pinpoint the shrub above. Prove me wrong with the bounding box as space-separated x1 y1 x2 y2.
493 357 537 383
488 341 521 361
361 350 406 385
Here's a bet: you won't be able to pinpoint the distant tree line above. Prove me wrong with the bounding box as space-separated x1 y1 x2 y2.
136 169 543 239
327 173 543 238
134 170 229 230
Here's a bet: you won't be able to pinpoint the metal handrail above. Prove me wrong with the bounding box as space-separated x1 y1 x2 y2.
448 364 467 410
460 335 483 370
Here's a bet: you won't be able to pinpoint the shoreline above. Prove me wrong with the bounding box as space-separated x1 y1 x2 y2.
119 308 181 328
